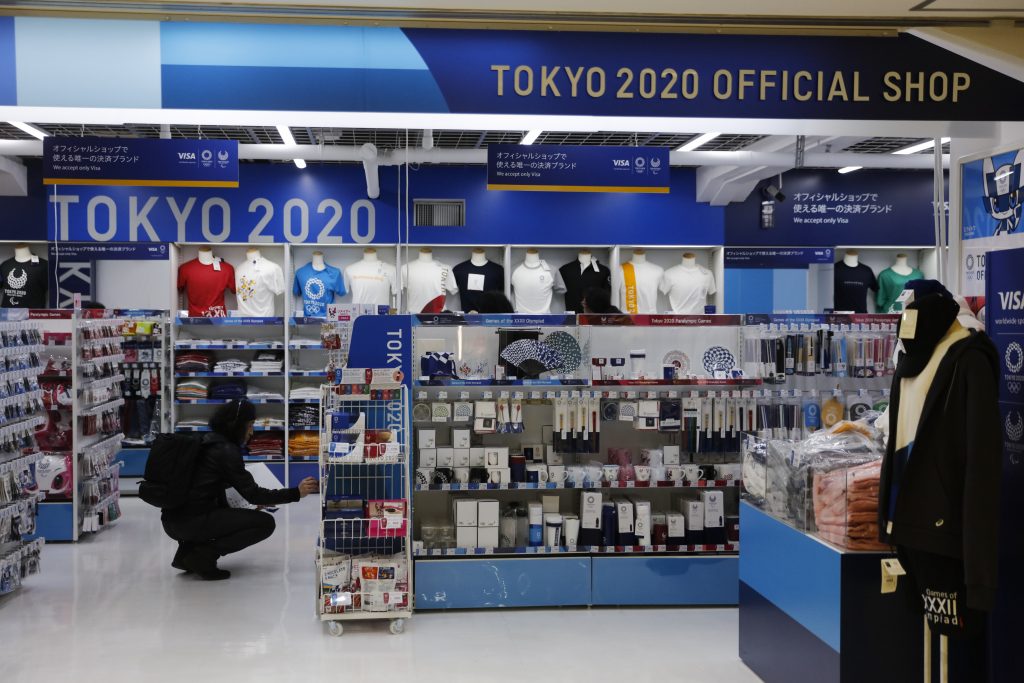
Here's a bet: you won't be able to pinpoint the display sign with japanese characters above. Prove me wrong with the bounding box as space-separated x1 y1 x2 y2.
43 136 239 188
487 145 670 194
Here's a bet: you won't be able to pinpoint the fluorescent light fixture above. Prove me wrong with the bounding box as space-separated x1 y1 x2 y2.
276 125 296 146
8 121 47 140
677 132 720 152
837 166 862 174
892 137 951 155
276 125 306 168
520 130 542 145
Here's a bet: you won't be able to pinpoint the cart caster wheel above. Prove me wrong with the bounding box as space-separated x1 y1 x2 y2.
389 619 405 635
328 622 344 637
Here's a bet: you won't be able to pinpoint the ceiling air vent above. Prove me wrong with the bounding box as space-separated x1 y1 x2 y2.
414 199 465 227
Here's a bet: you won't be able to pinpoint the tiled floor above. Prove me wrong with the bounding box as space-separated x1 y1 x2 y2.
1 498 760 683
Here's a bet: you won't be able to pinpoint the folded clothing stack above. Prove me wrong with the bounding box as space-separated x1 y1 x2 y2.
247 389 284 401
247 432 284 459
253 417 286 429
176 379 209 401
177 419 208 429
813 460 887 551
213 358 249 373
290 404 320 429
289 431 320 458
175 351 213 373
209 379 247 400
290 386 321 400
250 351 284 373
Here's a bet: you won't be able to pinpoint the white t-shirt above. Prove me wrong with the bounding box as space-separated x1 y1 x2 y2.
660 264 717 314
618 260 664 314
344 259 397 306
234 256 285 317
511 260 565 314
401 259 458 313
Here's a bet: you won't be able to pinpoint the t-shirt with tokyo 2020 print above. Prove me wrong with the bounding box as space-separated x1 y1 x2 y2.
293 262 347 317
177 258 235 318
0 258 48 308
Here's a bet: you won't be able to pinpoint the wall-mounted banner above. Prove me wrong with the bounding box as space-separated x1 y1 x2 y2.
43 136 238 188
48 242 170 261
960 146 1024 298
725 169 942 247
46 164 722 246
2 19 1023 120
487 145 669 193
724 247 834 268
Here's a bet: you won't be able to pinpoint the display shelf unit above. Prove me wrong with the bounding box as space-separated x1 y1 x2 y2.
816 246 940 314
317 383 412 636
73 312 126 538
0 313 48 590
171 316 287 462
409 314 744 609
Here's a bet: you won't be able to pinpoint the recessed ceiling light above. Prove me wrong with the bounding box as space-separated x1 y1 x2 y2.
520 130 542 145
837 166 862 174
8 121 47 140
892 137 951 155
676 132 720 152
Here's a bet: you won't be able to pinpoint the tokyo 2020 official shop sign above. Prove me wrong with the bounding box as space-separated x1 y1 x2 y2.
960 145 1024 298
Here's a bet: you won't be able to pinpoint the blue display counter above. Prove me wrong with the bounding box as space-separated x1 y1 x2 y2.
738 502 920 683
35 502 74 542
416 557 592 609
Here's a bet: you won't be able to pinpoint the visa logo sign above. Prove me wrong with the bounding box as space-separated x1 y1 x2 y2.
1000 291 1024 310
178 152 196 160
612 159 630 167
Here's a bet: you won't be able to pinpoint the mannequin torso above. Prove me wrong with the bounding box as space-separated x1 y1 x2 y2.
13 245 35 263
197 248 215 266
891 255 912 276
843 254 859 268
311 252 326 271
470 250 488 267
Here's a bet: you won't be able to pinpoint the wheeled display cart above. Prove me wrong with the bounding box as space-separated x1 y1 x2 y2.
317 380 411 636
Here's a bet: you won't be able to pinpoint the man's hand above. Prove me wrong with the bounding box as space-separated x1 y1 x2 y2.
298 477 319 498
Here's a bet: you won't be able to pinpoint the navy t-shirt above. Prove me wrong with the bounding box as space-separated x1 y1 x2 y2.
452 260 505 312
833 262 878 313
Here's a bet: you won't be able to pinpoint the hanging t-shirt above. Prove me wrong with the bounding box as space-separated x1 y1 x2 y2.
344 259 397 306
876 267 924 313
235 256 285 317
833 262 878 314
401 259 458 313
511 260 566 314
452 259 505 313
659 264 717 315
293 262 347 317
178 258 236 318
618 260 664 314
559 258 611 313
0 258 48 308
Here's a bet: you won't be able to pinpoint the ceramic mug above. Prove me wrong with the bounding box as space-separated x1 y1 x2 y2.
547 465 569 484
567 466 586 486
602 464 620 484
682 464 704 482
666 465 685 483
453 467 470 484
634 465 651 482
563 514 581 546
526 465 549 483
488 468 505 484
651 465 666 483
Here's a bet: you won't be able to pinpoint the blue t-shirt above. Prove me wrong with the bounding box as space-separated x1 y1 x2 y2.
294 263 346 317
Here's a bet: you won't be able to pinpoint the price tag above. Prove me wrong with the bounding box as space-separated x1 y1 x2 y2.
438 391 448 399
499 391 510 399
513 391 525 399
459 391 470 400
544 391 555 399
626 391 637 399
668 391 680 398
881 558 906 594
529 391 541 399
416 391 427 400
483 391 493 399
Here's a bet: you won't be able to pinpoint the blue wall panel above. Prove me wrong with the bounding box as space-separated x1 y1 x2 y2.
739 502 842 650
591 555 738 605
772 269 809 311
724 269 773 314
415 557 591 609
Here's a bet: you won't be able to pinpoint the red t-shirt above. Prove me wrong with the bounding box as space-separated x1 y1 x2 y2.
178 258 235 317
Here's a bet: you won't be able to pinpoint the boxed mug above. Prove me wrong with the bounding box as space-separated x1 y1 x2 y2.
452 428 471 449
418 428 437 449
436 447 455 468
453 499 478 527
477 500 500 528
667 512 687 544
469 447 487 467
418 448 437 468
633 499 652 546
453 448 471 468
581 491 603 529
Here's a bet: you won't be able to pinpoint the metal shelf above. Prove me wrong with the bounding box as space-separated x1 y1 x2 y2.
415 479 741 492
415 543 738 557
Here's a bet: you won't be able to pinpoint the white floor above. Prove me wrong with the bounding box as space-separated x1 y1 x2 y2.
2 498 761 683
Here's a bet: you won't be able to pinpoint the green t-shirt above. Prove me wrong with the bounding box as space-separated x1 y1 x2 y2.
876 267 924 313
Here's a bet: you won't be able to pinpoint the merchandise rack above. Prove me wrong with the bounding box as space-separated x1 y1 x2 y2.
317 383 412 636
73 312 126 538
172 316 288 462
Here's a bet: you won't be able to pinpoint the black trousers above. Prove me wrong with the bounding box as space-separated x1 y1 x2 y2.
163 508 276 557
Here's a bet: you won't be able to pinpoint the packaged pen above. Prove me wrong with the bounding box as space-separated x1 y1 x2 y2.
682 396 700 455
833 335 848 378
784 335 795 376
701 394 713 454
802 390 821 434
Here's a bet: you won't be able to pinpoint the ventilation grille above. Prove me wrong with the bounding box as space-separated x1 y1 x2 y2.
414 199 466 227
